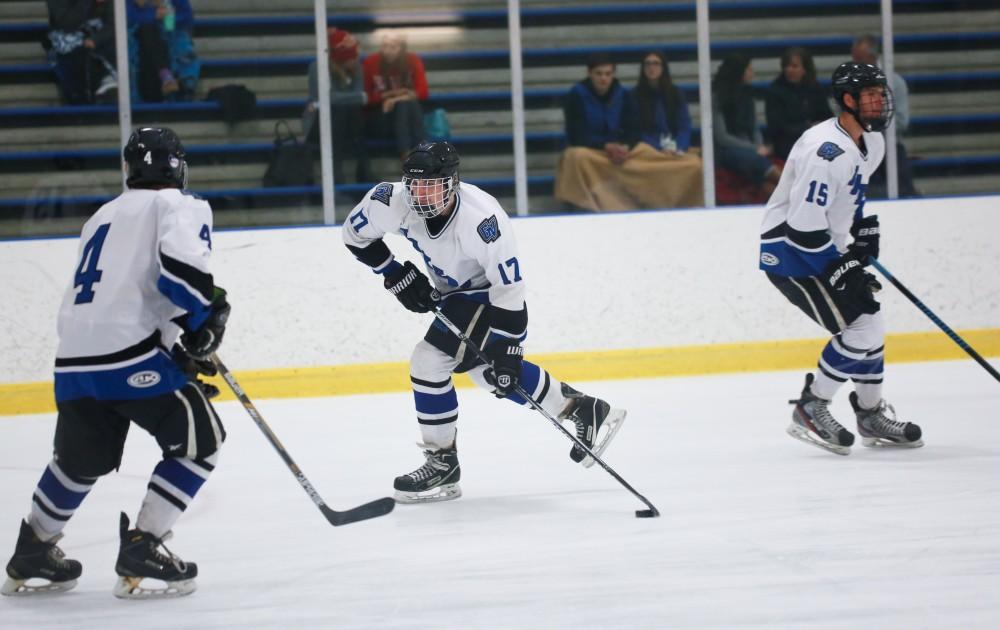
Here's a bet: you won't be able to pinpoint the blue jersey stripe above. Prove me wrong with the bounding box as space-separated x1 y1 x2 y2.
54 350 188 402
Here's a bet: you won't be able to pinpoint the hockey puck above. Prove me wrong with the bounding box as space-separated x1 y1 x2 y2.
635 508 659 518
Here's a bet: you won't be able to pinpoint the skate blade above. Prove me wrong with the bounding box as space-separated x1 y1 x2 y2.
581 409 627 468
1 576 77 596
113 575 196 599
862 436 924 449
394 483 462 504
787 422 850 456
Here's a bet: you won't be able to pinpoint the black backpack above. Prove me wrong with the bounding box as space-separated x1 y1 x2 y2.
205 84 257 126
262 121 314 187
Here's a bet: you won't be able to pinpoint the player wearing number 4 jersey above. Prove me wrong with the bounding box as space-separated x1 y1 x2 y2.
2 128 231 599
759 62 922 455
344 141 626 504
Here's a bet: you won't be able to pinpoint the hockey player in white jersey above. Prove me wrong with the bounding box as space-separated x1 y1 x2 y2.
344 141 626 503
759 62 922 455
2 128 231 598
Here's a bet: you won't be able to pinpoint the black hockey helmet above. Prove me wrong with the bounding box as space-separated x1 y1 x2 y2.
123 127 188 189
831 62 894 132
402 141 460 218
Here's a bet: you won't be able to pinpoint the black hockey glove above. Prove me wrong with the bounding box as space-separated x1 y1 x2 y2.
171 345 220 399
823 255 881 313
483 339 524 398
384 261 436 313
181 287 231 361
848 215 880 264
172 344 217 377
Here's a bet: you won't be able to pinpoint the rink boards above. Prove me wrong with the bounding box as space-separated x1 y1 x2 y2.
2 194 998 415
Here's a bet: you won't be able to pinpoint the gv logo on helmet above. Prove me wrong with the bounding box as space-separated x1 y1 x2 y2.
127 370 161 388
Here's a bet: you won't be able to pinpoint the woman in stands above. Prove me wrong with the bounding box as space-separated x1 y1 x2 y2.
630 50 704 208
765 47 832 160
362 30 429 162
712 54 782 198
46 0 118 104
304 28 371 183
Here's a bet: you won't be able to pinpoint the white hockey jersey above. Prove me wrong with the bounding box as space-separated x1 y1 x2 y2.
54 188 216 402
343 181 526 337
759 117 885 278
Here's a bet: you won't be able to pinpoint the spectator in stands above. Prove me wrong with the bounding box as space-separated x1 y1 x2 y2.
852 34 920 197
127 0 199 102
713 54 782 198
45 0 117 105
362 30 428 161
163 0 199 100
303 28 371 183
556 53 700 211
765 47 832 160
630 51 703 207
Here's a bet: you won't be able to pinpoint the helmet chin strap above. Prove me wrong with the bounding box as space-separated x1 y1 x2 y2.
843 97 872 132
845 91 890 133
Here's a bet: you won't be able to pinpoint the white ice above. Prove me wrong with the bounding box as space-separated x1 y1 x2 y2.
1 361 998 629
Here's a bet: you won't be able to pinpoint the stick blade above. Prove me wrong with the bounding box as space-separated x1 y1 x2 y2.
321 497 396 526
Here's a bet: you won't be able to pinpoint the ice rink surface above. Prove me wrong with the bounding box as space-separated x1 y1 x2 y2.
1 360 998 629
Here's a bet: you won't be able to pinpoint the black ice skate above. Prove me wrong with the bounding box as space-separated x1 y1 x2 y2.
850 393 924 448
113 512 197 599
1 520 82 596
787 374 855 456
560 383 627 467
393 444 461 504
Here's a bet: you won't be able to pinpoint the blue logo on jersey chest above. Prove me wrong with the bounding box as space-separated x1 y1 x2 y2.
400 227 469 289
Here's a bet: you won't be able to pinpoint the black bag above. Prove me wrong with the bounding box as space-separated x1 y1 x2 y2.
205 84 257 126
262 121 313 187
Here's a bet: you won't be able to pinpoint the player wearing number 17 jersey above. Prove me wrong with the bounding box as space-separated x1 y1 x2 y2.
759 62 922 456
3 128 231 599
343 141 626 504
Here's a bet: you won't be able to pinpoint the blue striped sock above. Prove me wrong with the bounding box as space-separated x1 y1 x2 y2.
29 459 96 539
137 454 216 538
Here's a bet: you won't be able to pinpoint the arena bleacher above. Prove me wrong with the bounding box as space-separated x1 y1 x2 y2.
1 0 998 235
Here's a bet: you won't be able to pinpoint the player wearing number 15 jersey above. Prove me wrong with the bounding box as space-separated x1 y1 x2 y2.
3 128 231 599
343 141 626 504
758 62 922 456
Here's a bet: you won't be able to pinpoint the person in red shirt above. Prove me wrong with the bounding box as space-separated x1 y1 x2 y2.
362 30 428 160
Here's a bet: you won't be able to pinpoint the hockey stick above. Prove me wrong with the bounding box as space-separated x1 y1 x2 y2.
210 354 396 526
430 307 660 518
871 259 1000 383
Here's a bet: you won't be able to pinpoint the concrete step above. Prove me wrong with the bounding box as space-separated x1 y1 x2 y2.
7 130 997 202
1 93 996 154
5 45 998 110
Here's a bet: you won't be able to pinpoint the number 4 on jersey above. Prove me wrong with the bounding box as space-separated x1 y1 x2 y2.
73 223 111 304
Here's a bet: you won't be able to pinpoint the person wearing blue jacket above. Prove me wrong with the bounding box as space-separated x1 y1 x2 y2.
556 52 702 211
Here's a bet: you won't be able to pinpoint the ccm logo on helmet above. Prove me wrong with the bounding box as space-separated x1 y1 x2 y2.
127 371 161 388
